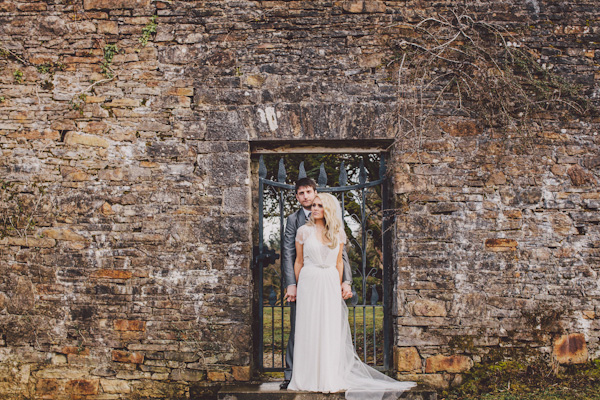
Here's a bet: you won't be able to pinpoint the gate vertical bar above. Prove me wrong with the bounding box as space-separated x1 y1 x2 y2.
257 156 265 370
279 188 285 368
361 185 367 363
277 158 287 369
381 154 392 370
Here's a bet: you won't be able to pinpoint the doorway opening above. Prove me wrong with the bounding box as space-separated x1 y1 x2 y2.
251 152 394 373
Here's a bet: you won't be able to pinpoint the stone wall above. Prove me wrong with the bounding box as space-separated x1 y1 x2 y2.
0 0 598 398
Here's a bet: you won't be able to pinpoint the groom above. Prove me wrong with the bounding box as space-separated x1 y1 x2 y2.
280 177 353 389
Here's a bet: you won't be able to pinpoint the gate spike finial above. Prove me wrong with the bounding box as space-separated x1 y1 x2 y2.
318 163 327 187
379 156 385 180
298 161 307 179
339 161 348 186
277 158 286 183
258 155 266 179
359 159 367 184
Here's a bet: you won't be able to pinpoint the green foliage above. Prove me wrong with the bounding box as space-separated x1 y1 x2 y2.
442 359 600 400
0 180 47 239
0 96 5 103
36 62 66 76
69 93 87 115
139 15 157 47
13 69 23 83
101 44 119 78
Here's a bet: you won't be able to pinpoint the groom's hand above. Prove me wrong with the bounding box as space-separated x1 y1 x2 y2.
284 285 297 303
341 283 352 300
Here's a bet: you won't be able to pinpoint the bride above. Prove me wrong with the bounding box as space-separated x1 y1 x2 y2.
288 193 416 400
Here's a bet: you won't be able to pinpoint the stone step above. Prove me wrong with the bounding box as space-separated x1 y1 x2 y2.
218 382 437 400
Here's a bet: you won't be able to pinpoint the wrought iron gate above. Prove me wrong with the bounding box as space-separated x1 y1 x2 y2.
255 154 393 372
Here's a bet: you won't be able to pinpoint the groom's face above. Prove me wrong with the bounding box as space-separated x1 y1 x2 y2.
296 185 316 210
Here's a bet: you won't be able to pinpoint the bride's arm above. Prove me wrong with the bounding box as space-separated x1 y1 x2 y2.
336 244 344 283
294 240 304 283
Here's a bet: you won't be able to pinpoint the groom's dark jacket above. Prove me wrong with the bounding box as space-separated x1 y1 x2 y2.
282 208 353 288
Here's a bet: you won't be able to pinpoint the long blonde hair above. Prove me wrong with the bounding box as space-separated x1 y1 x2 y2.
306 193 342 249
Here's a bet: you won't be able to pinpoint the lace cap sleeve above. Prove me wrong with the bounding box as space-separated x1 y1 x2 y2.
338 229 347 245
296 225 311 244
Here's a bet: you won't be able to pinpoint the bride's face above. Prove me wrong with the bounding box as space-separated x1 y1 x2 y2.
311 197 324 220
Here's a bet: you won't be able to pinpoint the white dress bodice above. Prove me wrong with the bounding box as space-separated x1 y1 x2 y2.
296 225 345 270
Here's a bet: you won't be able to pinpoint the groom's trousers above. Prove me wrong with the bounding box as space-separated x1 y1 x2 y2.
284 301 296 381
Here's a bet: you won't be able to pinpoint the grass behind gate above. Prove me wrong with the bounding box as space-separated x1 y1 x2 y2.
263 305 385 368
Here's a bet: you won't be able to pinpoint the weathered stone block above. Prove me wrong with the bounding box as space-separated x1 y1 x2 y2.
51 354 67 365
428 202 460 215
550 213 575 235
364 1 386 13
0 2 16 12
99 202 115 215
43 228 86 242
206 111 249 140
65 379 99 395
60 166 89 181
114 319 146 331
359 53 384 68
164 352 199 362
98 168 124 181
112 350 144 364
568 164 595 186
402 373 449 389
207 371 227 381
232 366 251 381
9 129 60 140
554 334 588 364
19 3 48 11
36 379 59 397
101 379 131 394
486 171 507 186
64 132 109 148
61 346 90 355
156 95 191 109
583 156 600 169
394 347 422 372
423 140 455 152
485 238 518 251
223 187 249 214
104 98 141 108
246 75 265 88
97 20 118 34
0 237 56 248
37 368 88 379
583 310 595 319
84 0 150 10
93 269 132 280
412 299 447 317
39 16 67 35
168 87 194 96
440 119 482 137
343 0 364 13
171 369 206 382
425 354 473 373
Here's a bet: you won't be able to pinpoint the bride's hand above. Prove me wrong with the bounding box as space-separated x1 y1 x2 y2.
284 285 297 303
341 283 352 300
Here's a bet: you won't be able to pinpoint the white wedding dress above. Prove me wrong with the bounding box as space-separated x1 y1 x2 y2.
288 225 416 400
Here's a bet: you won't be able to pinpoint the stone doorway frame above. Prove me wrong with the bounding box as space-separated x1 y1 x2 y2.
249 139 395 373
